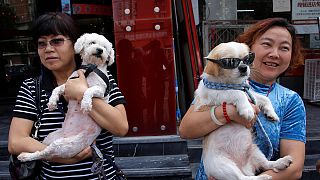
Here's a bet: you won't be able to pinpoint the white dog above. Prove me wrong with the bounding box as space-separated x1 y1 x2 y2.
18 33 114 161
195 42 292 180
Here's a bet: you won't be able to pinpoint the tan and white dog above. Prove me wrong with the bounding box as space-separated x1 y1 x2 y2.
17 33 114 161
195 42 292 180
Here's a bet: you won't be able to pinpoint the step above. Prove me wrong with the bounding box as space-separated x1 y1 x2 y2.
306 137 320 155
302 154 320 180
186 139 202 163
301 171 320 180
0 141 8 161
304 154 320 171
0 156 193 180
113 135 188 157
0 161 10 180
188 160 320 180
115 154 192 179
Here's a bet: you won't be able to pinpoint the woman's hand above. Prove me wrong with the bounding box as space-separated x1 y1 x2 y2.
225 103 260 128
45 146 92 164
64 70 88 102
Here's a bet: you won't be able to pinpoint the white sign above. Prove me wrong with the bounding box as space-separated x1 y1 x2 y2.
294 24 319 34
310 34 320 49
273 0 290 12
292 0 320 20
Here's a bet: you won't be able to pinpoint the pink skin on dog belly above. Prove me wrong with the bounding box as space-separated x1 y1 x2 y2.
62 101 100 137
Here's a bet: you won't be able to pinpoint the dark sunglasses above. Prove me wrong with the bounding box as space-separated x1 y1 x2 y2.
205 52 255 69
37 38 70 49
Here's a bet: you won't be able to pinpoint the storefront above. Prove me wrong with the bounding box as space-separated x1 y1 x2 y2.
1 0 319 135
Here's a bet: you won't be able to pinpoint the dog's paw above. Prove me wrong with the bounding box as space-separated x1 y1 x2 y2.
81 99 93 112
263 107 279 121
47 101 57 111
238 107 255 121
17 152 34 162
272 155 293 172
265 112 279 122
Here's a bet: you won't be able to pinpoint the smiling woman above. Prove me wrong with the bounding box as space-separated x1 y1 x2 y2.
179 18 306 180
236 18 304 83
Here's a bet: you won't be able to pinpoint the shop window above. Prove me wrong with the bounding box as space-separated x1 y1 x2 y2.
0 37 39 99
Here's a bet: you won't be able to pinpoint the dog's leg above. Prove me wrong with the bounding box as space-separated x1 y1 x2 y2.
253 93 279 121
233 91 256 120
248 145 292 174
204 155 272 180
18 133 88 162
81 86 105 111
42 128 63 145
47 84 65 111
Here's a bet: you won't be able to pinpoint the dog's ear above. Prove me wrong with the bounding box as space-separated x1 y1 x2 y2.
204 50 221 77
204 62 219 77
105 40 115 66
107 48 115 66
74 34 87 54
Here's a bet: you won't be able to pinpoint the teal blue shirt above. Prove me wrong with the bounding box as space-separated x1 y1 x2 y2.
196 79 306 179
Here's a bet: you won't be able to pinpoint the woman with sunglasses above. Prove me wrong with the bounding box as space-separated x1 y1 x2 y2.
179 17 306 180
8 12 128 179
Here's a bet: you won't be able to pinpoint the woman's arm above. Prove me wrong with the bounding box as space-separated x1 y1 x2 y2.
90 101 128 136
179 105 219 139
179 104 259 139
8 117 92 164
8 117 46 154
260 139 305 180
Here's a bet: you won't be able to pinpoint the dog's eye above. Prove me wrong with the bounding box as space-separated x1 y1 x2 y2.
89 41 96 45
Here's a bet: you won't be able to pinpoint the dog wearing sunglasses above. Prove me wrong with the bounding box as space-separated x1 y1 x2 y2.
17 33 114 162
194 42 292 180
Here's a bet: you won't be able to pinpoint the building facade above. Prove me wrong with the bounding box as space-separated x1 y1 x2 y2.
1 0 319 136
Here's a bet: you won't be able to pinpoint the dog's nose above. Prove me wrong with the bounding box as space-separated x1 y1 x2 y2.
96 48 103 55
238 64 247 73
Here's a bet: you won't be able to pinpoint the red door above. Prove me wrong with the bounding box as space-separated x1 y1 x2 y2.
113 0 176 136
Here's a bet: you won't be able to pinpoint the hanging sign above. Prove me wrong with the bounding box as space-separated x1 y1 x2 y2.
72 4 112 16
61 0 71 15
292 0 320 21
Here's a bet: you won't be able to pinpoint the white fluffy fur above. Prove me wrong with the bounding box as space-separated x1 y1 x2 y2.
195 42 292 180
17 33 115 162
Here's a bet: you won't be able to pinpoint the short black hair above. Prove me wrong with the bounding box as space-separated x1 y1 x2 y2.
31 12 79 43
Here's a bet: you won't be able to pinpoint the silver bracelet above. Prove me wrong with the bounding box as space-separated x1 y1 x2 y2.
210 106 225 126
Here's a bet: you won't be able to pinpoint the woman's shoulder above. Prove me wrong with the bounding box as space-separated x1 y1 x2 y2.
274 83 305 111
274 83 303 101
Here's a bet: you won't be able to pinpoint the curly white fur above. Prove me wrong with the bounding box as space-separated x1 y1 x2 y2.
18 33 114 162
195 42 292 180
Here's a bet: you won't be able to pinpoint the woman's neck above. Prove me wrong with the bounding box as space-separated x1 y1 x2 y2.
52 66 76 85
249 73 276 86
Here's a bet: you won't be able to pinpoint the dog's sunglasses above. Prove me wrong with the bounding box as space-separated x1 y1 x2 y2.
37 38 71 49
205 52 255 69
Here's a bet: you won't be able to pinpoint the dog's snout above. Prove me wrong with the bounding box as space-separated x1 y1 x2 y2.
238 64 247 73
96 48 103 55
